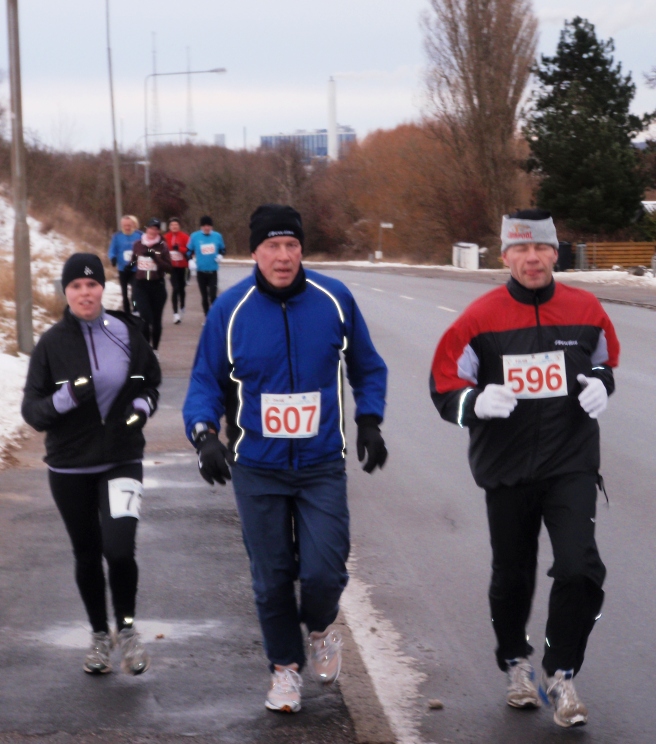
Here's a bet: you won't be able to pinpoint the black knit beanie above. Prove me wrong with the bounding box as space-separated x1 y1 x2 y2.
249 204 304 252
200 215 213 227
61 253 105 291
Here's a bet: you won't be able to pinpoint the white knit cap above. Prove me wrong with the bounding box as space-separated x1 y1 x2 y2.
501 213 558 253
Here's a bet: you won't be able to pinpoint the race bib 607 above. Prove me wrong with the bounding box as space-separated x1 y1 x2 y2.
261 392 321 438
502 350 567 399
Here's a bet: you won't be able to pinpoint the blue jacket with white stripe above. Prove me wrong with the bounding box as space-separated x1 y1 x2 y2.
183 266 387 470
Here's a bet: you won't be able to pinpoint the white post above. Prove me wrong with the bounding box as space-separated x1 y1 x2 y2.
327 77 338 160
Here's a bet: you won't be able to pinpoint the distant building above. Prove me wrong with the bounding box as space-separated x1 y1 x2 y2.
214 134 226 148
260 126 356 161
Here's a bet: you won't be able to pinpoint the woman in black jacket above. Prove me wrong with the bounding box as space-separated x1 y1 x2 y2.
22 253 161 676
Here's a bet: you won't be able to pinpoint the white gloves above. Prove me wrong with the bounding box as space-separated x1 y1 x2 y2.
577 374 608 419
474 384 518 420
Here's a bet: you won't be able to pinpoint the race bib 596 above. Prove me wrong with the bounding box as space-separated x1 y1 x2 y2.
261 392 321 438
503 350 567 399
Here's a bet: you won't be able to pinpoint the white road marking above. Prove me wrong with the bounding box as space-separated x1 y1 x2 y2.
143 477 206 489
341 568 427 744
351 282 360 286
438 305 457 313
371 288 384 293
400 295 414 300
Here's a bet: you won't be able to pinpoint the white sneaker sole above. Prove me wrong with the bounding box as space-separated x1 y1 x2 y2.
265 699 301 713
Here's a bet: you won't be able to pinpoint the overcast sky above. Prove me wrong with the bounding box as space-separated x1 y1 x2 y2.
0 0 653 154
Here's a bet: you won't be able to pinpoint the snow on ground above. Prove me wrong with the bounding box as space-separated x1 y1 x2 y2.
0 191 79 466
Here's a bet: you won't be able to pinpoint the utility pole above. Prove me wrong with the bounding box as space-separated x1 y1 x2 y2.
6 0 33 353
186 46 194 140
105 0 122 231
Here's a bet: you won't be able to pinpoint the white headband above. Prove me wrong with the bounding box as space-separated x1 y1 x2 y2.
501 215 558 253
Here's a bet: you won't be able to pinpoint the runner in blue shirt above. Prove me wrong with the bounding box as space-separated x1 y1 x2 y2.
187 215 226 316
108 215 142 314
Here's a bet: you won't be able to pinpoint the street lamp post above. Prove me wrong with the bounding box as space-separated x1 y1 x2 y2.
143 67 226 186
105 0 122 232
6 0 33 353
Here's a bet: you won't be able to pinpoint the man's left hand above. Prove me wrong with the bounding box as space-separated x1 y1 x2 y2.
577 374 608 419
357 420 387 473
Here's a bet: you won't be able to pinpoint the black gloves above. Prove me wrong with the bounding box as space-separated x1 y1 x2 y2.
196 430 232 485
356 415 387 473
125 405 148 430
70 376 95 406
110 257 117 267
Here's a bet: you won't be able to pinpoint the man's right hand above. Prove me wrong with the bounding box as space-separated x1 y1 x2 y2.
70 376 95 406
196 431 232 485
474 384 517 420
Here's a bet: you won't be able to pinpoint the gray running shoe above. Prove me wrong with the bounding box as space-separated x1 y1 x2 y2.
116 626 150 675
540 669 588 727
83 630 113 674
308 629 343 684
506 658 540 708
265 666 303 713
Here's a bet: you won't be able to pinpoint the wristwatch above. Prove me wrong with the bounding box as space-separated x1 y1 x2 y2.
192 422 216 445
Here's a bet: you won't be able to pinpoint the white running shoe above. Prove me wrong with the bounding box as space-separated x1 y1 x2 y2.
173 313 181 324
308 629 343 683
116 626 150 675
265 665 302 713
83 630 113 674
540 669 588 727
506 658 540 708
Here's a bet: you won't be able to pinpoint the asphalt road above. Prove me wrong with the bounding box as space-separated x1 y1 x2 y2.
322 267 656 744
1 264 654 744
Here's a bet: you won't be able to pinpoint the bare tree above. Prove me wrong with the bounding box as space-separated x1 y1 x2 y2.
422 0 538 240
646 67 656 88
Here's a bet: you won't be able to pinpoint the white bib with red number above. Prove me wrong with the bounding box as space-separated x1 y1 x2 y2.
137 256 157 272
123 249 133 262
261 392 321 438
170 250 184 262
200 243 215 255
503 350 567 399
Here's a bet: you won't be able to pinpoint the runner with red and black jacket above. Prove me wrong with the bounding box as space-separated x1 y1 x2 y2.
430 209 620 729
164 217 190 324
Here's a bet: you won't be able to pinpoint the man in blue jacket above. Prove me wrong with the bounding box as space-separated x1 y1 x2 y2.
183 204 387 714
108 215 142 313
187 215 226 316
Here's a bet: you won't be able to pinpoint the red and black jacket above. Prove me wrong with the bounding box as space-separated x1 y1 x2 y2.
430 278 620 489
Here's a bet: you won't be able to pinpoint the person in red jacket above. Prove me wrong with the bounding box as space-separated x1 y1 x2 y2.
164 217 190 324
430 209 620 729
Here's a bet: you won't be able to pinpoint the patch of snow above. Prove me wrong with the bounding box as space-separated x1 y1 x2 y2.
0 352 29 466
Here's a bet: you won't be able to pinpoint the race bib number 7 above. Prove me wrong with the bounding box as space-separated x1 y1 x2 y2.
503 350 567 399
261 392 321 438
108 478 143 519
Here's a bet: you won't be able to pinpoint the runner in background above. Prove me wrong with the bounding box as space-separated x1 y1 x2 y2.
108 215 142 314
183 204 388 714
21 253 160 677
187 215 226 316
129 218 172 358
430 209 620 729
164 217 190 324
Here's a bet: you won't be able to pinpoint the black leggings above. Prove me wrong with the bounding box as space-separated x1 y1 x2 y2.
486 472 605 676
118 270 134 314
133 279 167 350
49 463 142 633
170 267 186 313
196 271 218 316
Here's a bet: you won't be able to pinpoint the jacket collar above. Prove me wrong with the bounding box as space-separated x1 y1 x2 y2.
506 276 556 306
255 264 306 302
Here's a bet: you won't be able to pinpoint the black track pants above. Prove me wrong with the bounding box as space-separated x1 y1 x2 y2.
485 471 605 676
118 270 134 314
170 267 186 313
133 279 167 350
48 463 142 633
196 271 217 316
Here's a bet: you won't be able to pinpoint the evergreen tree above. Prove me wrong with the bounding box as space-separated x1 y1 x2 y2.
525 17 646 234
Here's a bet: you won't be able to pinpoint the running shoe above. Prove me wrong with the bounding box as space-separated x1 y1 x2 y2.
180 307 185 318
505 658 540 708
116 626 150 675
265 665 302 713
540 669 588 727
83 630 113 674
173 313 181 324
308 629 343 684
